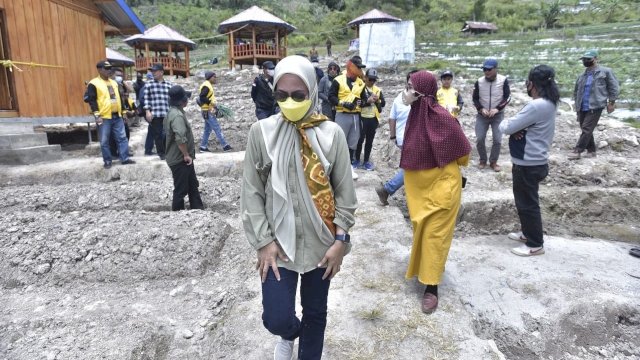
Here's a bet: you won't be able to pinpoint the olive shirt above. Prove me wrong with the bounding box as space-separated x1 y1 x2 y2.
241 120 357 274
164 106 196 167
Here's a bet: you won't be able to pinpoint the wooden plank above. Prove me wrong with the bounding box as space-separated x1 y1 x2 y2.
30 0 53 117
41 0 63 116
8 0 32 115
48 1 69 115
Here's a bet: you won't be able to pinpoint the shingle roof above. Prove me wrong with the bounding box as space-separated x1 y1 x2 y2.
106 48 134 65
461 21 499 31
218 6 296 34
348 9 401 27
124 24 196 50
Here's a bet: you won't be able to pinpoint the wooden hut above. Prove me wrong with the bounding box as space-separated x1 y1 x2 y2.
106 47 135 80
218 6 296 69
348 9 401 38
124 24 196 78
461 21 498 34
0 0 144 124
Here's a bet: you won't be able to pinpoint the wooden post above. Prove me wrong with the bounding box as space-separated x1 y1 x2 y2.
168 43 173 76
145 42 150 70
284 34 288 57
276 29 280 59
185 45 190 78
252 26 257 66
229 31 234 69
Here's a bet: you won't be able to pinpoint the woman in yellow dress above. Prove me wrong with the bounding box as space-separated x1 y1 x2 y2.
400 70 471 313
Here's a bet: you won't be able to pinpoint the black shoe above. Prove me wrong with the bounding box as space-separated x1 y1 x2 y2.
144 152 156 156
199 147 210 152
121 159 136 165
104 162 112 169
375 184 389 206
159 155 166 160
223 145 233 152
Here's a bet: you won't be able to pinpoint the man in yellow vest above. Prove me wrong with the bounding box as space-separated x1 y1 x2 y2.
437 70 464 118
329 55 366 177
198 71 232 152
85 60 135 169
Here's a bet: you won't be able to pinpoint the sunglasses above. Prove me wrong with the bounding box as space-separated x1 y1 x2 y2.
482 68 494 72
274 89 307 102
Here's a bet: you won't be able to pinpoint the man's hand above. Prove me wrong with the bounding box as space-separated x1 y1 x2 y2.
607 103 615 114
183 154 193 165
145 110 152 122
481 108 490 117
318 241 346 280
95 116 103 126
257 241 289 282
512 130 525 140
488 108 499 117
342 101 355 111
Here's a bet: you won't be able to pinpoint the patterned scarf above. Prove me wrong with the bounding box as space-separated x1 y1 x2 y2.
294 114 336 236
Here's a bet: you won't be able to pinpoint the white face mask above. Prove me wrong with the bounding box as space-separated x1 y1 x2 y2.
115 76 123 84
402 89 421 106
267 69 275 77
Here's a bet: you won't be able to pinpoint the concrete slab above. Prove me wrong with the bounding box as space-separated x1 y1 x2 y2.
0 145 62 165
0 133 50 150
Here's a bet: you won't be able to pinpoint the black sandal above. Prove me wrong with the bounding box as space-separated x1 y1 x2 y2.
630 248 640 258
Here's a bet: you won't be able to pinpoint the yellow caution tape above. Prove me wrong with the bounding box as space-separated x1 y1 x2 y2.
1 59 65 72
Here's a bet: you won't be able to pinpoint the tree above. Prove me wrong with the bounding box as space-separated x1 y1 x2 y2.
540 0 561 29
472 0 486 21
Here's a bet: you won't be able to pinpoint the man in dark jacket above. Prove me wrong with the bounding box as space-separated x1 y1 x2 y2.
251 61 277 120
318 62 340 120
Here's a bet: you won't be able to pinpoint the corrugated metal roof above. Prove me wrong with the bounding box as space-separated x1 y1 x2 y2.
124 24 197 50
106 48 134 65
348 9 401 27
94 0 145 35
461 21 498 31
218 6 296 34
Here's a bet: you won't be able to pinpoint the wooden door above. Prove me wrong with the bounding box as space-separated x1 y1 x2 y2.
0 9 16 112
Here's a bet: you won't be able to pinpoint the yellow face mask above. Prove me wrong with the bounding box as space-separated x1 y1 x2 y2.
278 97 312 122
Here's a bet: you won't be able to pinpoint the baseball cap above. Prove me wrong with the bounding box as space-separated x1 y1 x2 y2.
149 63 164 72
581 49 598 59
440 70 454 78
482 58 498 70
168 85 192 103
310 55 319 63
96 60 113 69
263 61 275 70
365 68 378 80
350 55 366 69
204 71 216 80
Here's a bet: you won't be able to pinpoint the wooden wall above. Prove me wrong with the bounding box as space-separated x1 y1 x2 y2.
0 0 106 118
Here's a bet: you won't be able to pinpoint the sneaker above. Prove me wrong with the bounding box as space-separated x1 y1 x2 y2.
478 161 487 170
352 170 359 181
511 244 545 256
273 338 294 360
363 161 375 171
585 151 596 158
223 145 233 152
199 147 210 152
508 231 527 242
351 159 361 170
567 151 581 160
375 184 389 205
103 162 112 169
490 162 501 172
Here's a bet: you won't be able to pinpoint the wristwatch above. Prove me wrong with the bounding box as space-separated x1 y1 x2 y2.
335 233 351 244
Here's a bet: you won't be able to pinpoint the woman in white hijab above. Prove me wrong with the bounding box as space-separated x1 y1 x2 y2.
241 55 357 359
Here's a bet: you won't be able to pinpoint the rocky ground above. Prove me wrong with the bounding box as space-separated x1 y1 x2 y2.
0 53 639 360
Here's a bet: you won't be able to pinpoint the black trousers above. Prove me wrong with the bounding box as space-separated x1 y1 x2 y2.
575 109 603 153
512 164 549 248
169 162 204 211
149 117 166 156
355 117 378 163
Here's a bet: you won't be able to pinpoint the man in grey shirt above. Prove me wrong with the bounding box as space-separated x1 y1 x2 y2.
318 62 339 120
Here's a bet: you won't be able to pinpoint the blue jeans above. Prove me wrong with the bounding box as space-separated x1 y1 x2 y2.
262 267 331 360
200 111 227 149
98 116 129 164
384 169 405 195
512 164 549 248
475 112 504 163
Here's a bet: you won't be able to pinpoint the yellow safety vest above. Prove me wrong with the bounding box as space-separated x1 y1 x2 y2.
436 87 460 117
334 73 365 113
360 85 382 120
89 77 121 119
198 80 216 111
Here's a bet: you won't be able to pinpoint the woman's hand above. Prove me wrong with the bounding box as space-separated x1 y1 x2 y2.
256 241 288 283
317 241 346 280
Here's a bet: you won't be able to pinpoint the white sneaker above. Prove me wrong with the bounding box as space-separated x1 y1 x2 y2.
352 170 359 181
511 244 545 256
274 338 294 360
508 231 527 242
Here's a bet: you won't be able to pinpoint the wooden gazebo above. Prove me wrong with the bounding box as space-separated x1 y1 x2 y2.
124 24 196 77
461 21 498 35
106 48 135 80
348 9 401 37
218 6 296 69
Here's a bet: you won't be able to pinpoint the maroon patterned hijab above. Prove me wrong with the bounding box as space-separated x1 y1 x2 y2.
400 71 471 170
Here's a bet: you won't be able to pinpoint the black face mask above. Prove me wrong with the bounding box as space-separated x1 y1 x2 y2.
583 59 595 67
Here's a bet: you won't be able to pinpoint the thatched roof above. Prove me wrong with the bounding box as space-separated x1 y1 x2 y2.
348 9 401 27
218 6 296 34
124 24 196 51
461 21 498 32
106 48 134 66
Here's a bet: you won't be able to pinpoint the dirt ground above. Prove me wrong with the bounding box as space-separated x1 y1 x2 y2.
1 55 639 360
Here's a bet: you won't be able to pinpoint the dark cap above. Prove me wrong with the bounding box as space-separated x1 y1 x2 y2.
440 70 454 78
96 60 113 69
168 85 192 103
204 71 216 80
350 55 366 69
581 49 598 59
482 58 498 69
310 55 319 63
262 61 275 70
365 68 378 80
149 63 164 72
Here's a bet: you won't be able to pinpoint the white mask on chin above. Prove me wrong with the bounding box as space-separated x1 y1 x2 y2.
402 89 420 106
